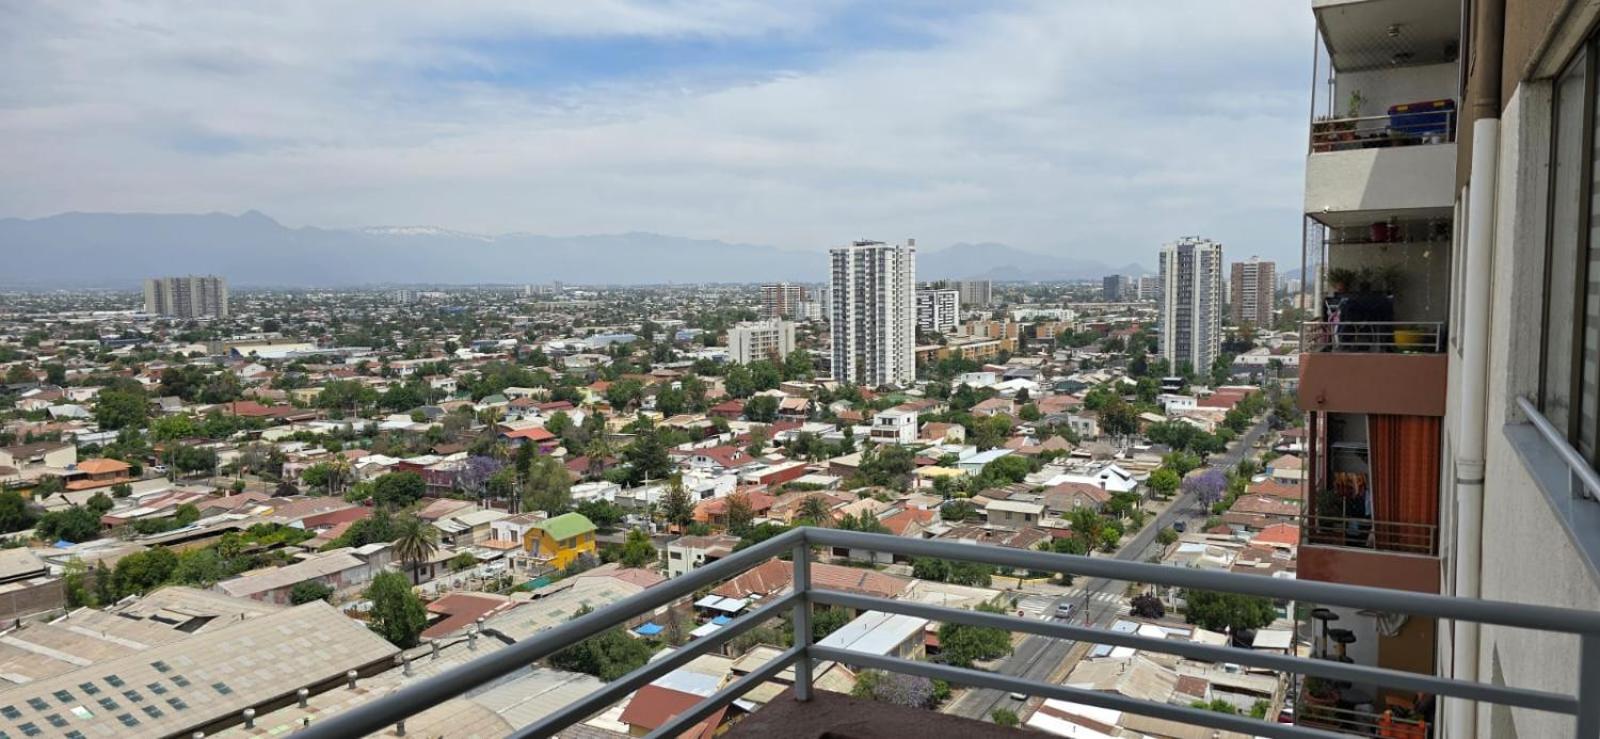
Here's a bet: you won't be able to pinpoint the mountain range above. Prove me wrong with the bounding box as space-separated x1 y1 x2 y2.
0 211 1148 288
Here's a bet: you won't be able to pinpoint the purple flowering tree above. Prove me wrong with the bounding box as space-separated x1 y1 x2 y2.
854 670 936 708
454 455 505 497
1182 468 1228 510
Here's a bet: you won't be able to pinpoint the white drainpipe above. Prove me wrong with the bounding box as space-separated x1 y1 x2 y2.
1449 116 1499 739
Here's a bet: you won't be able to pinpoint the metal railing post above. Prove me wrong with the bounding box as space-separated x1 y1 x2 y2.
792 538 813 702
1576 634 1600 737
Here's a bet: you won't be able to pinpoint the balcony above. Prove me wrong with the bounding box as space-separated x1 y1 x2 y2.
1298 327 1447 416
293 528 1600 739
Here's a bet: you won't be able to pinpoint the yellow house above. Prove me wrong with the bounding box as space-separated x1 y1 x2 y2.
522 512 598 570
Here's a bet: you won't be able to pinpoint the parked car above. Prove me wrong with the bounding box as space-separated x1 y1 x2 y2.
1055 602 1077 620
1173 520 1187 533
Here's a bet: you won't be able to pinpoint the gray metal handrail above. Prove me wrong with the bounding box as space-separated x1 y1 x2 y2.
1517 396 1600 501
1300 320 1444 353
296 526 1600 739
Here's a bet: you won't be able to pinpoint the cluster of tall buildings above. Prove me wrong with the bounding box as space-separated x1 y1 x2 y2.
143 275 229 318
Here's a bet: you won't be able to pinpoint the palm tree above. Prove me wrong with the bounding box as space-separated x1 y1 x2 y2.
797 494 832 527
584 437 612 478
392 514 440 585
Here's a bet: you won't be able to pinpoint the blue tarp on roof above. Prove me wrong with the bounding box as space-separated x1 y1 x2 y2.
712 615 733 626
633 622 664 636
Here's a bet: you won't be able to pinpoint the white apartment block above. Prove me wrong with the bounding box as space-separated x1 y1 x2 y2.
144 275 229 318
869 408 919 445
727 319 795 365
1157 237 1223 371
1137 275 1161 302
829 239 916 387
914 288 960 333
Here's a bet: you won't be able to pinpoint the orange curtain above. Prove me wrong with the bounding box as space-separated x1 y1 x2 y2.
1369 414 1441 552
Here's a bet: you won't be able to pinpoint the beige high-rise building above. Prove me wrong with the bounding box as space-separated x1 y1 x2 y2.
1156 237 1223 371
143 275 229 318
1228 257 1275 327
726 319 795 365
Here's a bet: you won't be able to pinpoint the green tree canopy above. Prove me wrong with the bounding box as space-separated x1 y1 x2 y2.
366 570 427 647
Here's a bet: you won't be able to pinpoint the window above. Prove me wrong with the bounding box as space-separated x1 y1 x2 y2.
76 683 98 696
149 661 170 673
211 682 232 696
96 698 116 712
15 724 37 738
24 699 46 712
50 691 71 705
170 675 190 688
1542 43 1600 467
42 715 65 728
140 705 162 719
166 698 188 711
1 706 20 720
121 690 142 704
103 676 124 688
115 714 139 728
145 683 167 696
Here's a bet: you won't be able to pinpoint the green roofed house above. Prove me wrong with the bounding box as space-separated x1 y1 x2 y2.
522 512 597 570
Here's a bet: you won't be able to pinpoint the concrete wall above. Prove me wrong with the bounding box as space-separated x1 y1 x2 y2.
1306 144 1458 215
1456 82 1599 739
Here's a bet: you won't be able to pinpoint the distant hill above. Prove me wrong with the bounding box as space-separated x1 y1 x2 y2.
0 211 1149 287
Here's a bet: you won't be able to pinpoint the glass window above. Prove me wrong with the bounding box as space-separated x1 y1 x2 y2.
1544 53 1587 434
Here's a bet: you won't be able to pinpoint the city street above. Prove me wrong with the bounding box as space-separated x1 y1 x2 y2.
945 414 1274 721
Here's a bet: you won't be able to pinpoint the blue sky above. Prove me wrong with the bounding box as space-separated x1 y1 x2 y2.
0 1 1314 270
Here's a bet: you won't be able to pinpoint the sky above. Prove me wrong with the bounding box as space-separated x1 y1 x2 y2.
0 1 1314 266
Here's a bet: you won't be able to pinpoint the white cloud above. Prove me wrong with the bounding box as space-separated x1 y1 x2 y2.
0 0 1313 267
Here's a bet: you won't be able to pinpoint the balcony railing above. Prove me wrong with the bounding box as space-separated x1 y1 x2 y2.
1310 107 1457 153
296 527 1600 739
1301 321 1444 353
1299 513 1437 555
1297 701 1428 737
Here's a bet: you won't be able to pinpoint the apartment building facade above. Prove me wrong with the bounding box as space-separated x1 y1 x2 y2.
1156 237 1223 371
727 319 795 365
144 275 229 318
914 288 960 334
1102 274 1130 302
1229 257 1276 327
760 283 807 320
829 240 916 387
952 279 992 308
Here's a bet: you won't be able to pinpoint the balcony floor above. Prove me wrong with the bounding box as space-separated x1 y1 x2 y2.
722 688 1026 739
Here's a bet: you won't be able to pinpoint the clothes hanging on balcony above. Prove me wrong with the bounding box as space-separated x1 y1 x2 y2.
1368 414 1441 553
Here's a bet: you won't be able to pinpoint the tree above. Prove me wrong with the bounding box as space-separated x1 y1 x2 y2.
575 500 625 529
604 379 644 410
980 454 1033 485
937 602 1012 667
372 471 426 509
392 514 440 584
290 581 335 604
1099 398 1139 439
112 547 178 596
35 506 100 543
661 482 695 531
861 444 917 489
522 455 572 514
852 670 937 708
783 350 813 381
744 394 779 422
991 708 1020 727
622 429 673 485
796 494 832 527
619 528 656 568
171 548 227 587
63 558 92 608
1156 527 1180 546
837 512 889 534
1147 468 1181 499
1182 468 1228 510
366 570 427 647
0 491 36 533
549 605 655 680
1131 592 1166 619
93 561 114 605
94 389 148 430
724 493 756 534
1183 590 1277 633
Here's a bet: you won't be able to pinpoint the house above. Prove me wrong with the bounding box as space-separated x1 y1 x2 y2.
619 684 726 738
970 397 1015 417
489 512 547 549
521 512 598 570
986 499 1045 529
694 492 776 528
1042 481 1113 514
666 533 742 579
0 441 76 471
65 457 132 491
957 449 1015 475
1266 454 1304 484
869 408 918 445
500 425 558 449
215 545 393 604
678 446 758 474
920 422 966 444
816 611 929 661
